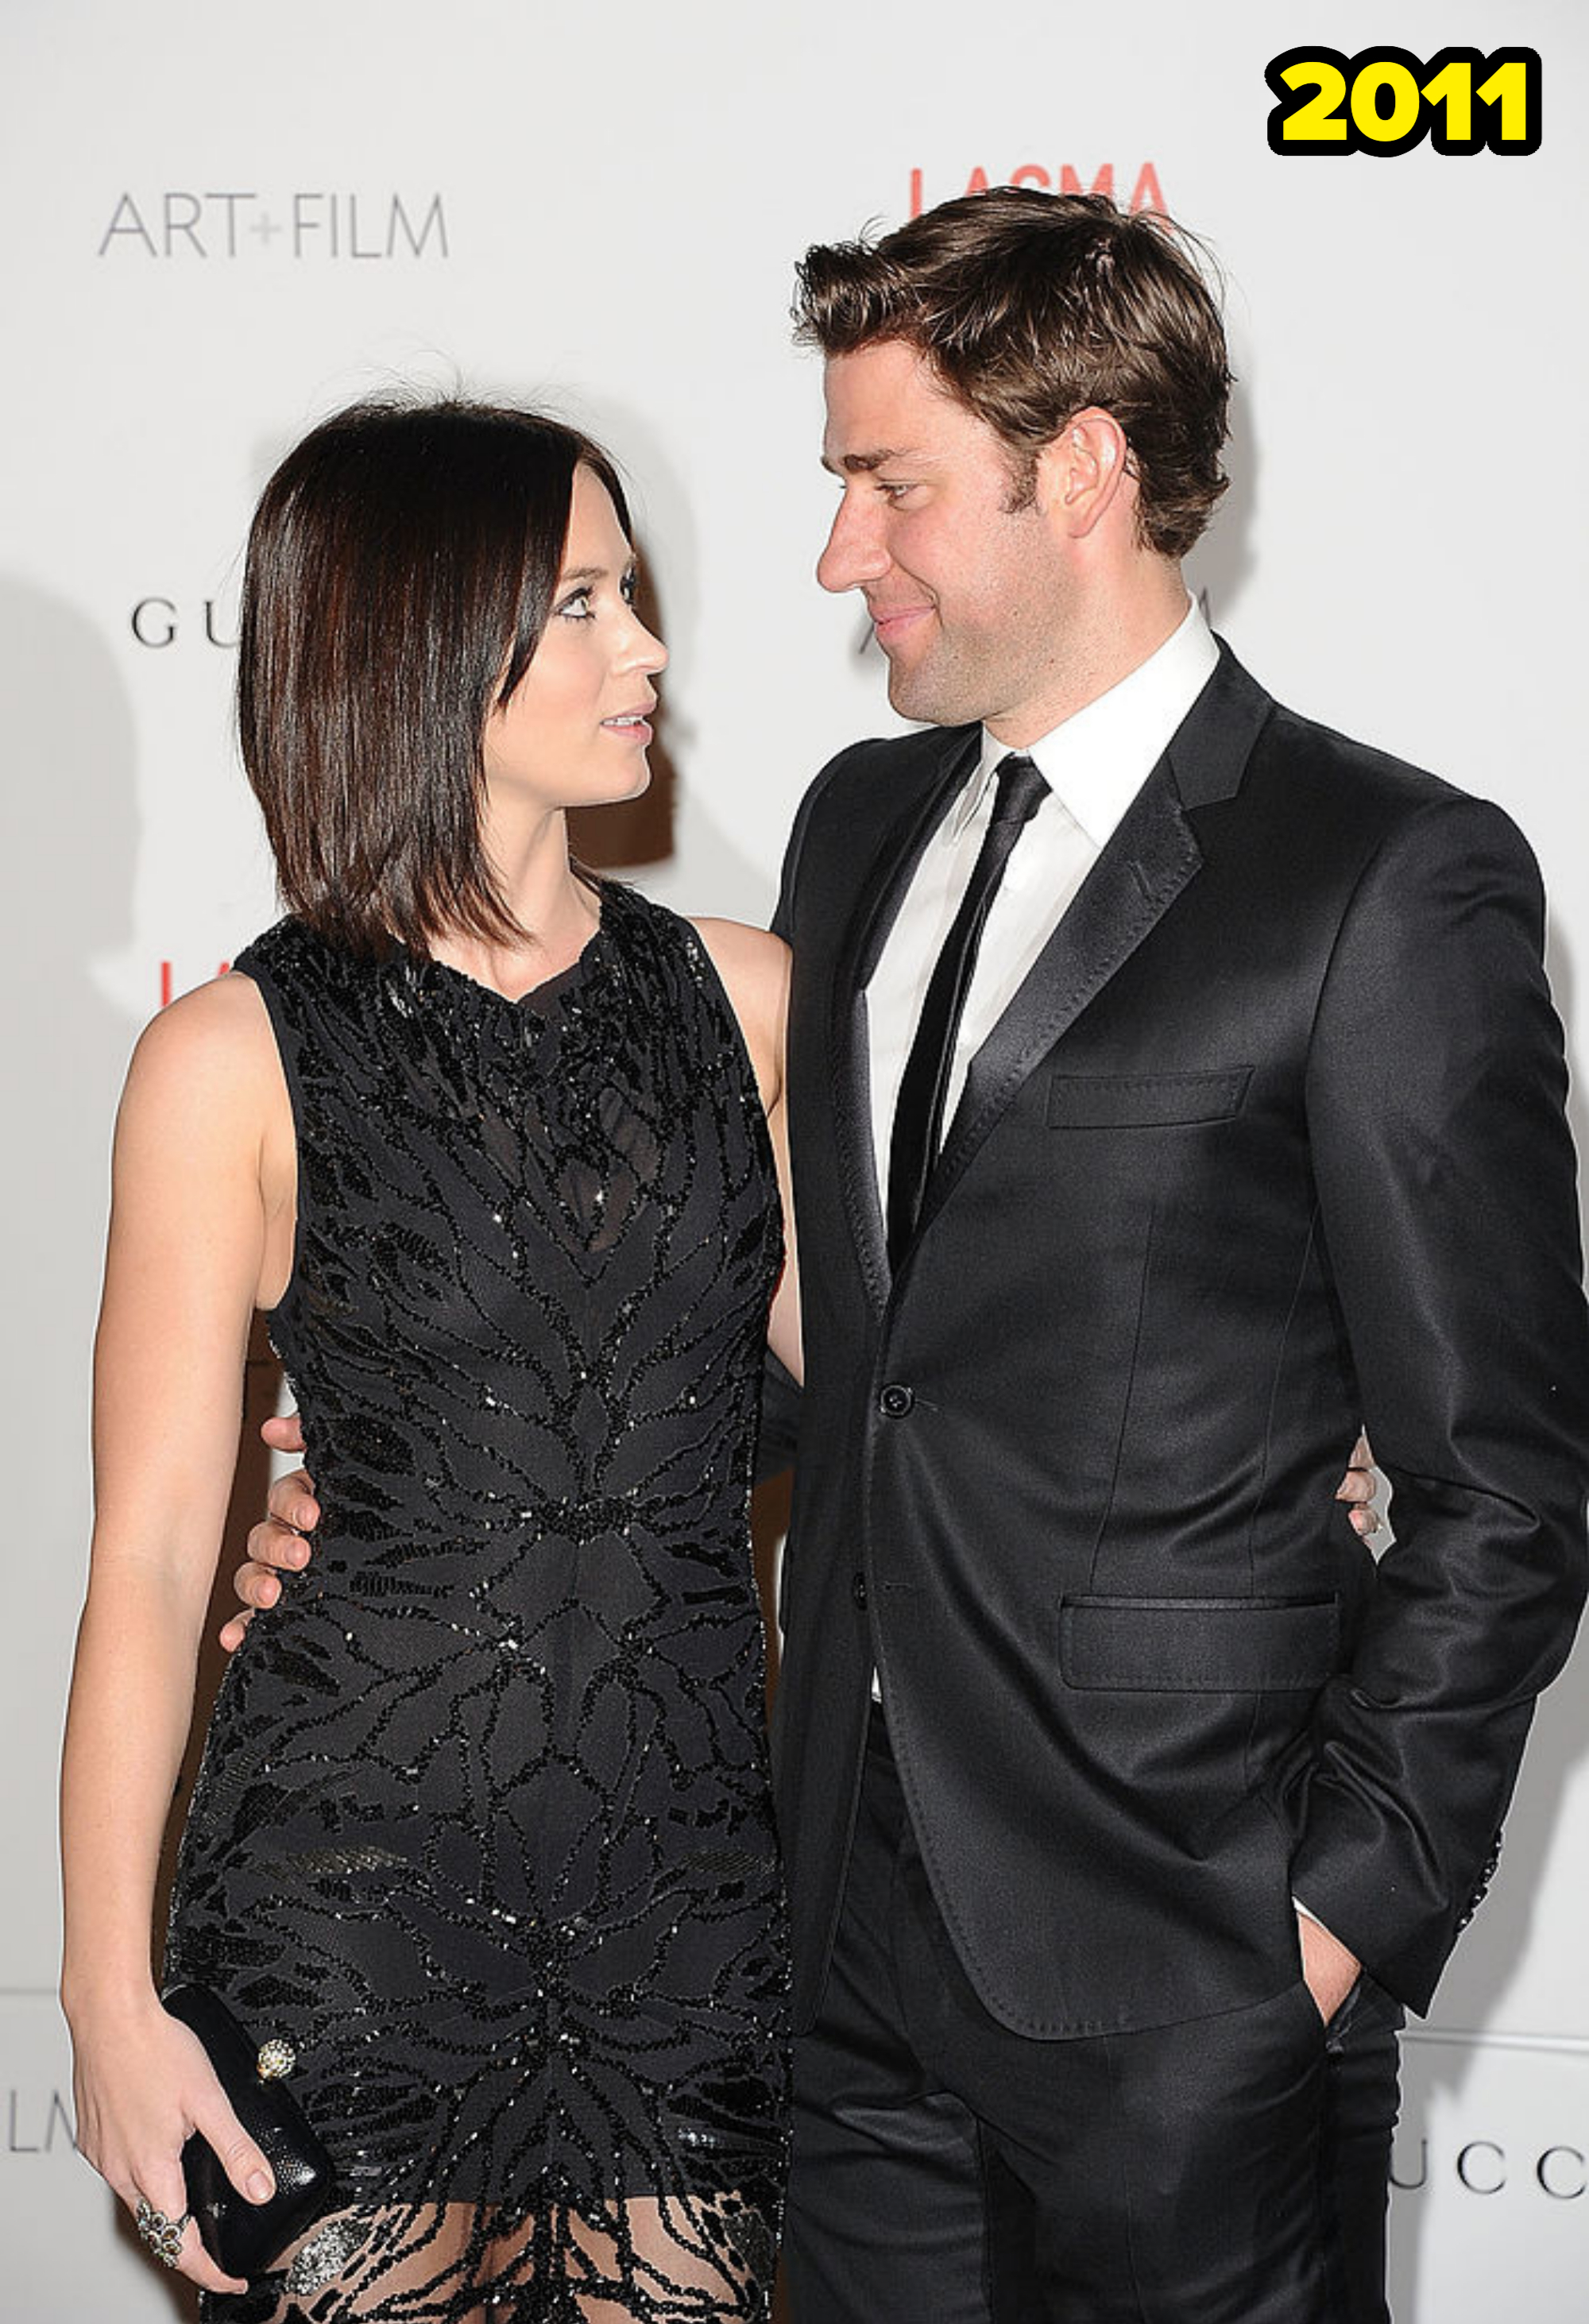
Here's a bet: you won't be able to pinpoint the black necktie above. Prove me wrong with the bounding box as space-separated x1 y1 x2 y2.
887 751 1050 1266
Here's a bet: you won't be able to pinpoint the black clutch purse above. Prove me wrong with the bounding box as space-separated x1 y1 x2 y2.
161 1984 338 2279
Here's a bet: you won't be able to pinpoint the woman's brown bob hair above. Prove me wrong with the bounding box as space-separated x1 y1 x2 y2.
238 396 632 957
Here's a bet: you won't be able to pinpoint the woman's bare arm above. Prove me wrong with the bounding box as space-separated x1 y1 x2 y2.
60 972 292 2291
689 919 801 1384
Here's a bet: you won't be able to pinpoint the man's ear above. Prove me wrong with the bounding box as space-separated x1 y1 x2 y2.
1035 408 1133 539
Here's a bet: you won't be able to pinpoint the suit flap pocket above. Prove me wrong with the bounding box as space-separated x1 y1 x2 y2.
1060 1594 1340 1692
1045 1068 1251 1128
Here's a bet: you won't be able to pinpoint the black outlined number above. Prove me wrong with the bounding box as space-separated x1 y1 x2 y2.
1266 46 1541 157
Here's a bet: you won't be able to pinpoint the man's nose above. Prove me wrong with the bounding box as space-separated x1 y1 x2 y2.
817 493 889 594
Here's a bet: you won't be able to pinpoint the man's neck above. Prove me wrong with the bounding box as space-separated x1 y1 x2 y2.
987 558 1191 748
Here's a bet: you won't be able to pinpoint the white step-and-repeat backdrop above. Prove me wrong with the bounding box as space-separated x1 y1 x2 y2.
4 2 1585 2314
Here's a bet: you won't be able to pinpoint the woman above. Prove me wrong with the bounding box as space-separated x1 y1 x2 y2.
60 398 798 2322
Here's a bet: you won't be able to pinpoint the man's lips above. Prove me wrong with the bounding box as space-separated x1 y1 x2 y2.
868 604 933 646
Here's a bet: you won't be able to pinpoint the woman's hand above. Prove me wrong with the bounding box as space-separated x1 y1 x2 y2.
1336 1431 1382 1539
68 1989 274 2295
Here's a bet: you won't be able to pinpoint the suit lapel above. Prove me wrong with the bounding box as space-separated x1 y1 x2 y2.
829 727 982 1311
909 643 1274 1256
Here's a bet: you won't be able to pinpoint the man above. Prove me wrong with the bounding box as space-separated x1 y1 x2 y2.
238 192 1587 2319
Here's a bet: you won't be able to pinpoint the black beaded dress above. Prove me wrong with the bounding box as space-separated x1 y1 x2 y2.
164 883 791 2322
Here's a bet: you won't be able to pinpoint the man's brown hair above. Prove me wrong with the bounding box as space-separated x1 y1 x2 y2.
794 188 1231 559
238 396 631 958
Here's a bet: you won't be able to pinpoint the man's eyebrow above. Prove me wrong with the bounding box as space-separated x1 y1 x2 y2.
819 448 920 476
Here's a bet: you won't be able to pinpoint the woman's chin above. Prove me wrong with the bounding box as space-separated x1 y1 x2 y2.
597 758 654 807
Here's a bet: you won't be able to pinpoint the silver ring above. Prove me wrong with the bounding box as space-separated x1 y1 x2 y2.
135 2197 189 2268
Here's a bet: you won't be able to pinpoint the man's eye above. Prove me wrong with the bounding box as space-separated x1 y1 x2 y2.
879 481 914 501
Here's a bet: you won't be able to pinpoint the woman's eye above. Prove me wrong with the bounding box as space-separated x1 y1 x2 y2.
621 569 640 605
557 589 594 621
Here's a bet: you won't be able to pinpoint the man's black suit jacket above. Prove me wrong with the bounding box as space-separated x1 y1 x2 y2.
761 642 1588 2041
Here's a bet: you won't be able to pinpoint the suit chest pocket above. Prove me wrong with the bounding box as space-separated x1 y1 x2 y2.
1044 1067 1252 1129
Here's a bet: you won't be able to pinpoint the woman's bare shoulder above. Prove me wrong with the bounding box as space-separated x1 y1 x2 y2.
686 919 790 1104
687 918 791 1005
120 969 282 1125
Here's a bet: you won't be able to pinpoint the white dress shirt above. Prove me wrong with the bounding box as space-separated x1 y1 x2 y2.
866 598 1220 1203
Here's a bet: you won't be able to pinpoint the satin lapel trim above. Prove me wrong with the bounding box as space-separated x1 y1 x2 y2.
911 755 1204 1252
830 728 983 1313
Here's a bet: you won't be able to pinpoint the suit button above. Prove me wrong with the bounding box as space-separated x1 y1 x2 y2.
879 1384 914 1417
851 1572 868 1609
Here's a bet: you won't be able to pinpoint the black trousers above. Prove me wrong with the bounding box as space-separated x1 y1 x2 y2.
783 1711 1402 2324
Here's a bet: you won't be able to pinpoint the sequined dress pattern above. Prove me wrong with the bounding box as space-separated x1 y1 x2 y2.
164 886 790 2321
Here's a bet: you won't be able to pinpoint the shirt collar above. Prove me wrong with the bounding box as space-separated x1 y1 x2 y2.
950 597 1220 849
